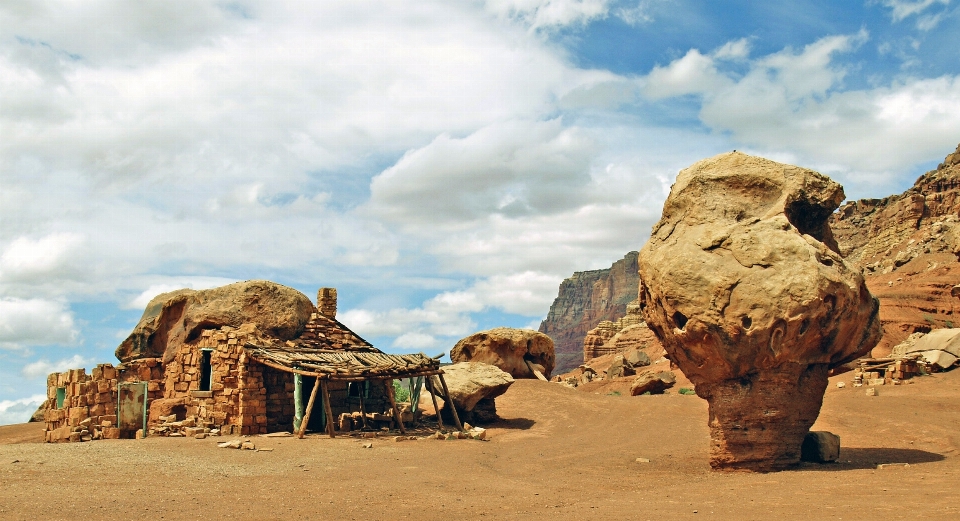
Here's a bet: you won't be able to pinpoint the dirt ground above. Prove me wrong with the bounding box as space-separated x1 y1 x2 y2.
3 371 960 521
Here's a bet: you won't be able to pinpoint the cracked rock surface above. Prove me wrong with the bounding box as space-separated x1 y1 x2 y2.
639 152 881 471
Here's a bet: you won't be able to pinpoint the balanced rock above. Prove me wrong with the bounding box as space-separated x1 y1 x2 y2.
431 362 514 424
116 280 315 363
638 152 881 471
450 328 555 379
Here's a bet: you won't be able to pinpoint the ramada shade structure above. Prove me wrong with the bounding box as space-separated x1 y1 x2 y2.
243 310 463 438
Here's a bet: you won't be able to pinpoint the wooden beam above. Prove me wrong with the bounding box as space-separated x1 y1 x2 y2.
321 379 336 438
437 373 464 432
298 376 321 439
357 383 369 430
525 360 548 381
293 373 304 432
426 377 444 431
385 379 407 435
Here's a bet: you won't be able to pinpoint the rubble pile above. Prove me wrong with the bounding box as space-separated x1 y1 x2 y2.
150 415 221 439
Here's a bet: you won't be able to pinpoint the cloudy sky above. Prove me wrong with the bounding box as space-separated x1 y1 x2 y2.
2 0 959 424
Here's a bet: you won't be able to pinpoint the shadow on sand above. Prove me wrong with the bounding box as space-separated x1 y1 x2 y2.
490 417 536 430
796 447 945 471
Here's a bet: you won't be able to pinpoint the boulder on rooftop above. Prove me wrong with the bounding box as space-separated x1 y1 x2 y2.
116 280 315 363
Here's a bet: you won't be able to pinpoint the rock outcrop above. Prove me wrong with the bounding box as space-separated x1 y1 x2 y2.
629 371 676 396
831 143 960 356
639 152 881 471
582 298 665 363
431 362 515 425
450 328 555 379
539 252 640 373
115 280 315 363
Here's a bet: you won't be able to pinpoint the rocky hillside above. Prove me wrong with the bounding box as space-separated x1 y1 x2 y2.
538 252 639 373
830 143 960 356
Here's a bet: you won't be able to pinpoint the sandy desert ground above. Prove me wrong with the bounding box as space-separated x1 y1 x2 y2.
2 371 960 520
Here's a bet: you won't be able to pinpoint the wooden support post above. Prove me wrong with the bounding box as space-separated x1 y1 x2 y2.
426 377 444 431
525 360 548 381
437 373 464 432
385 379 407 435
293 373 304 432
357 385 369 430
321 379 336 438
298 377 321 439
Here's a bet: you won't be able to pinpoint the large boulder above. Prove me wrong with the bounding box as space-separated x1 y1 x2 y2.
116 280 315 363
638 152 881 471
896 328 960 369
431 362 514 424
450 327 555 379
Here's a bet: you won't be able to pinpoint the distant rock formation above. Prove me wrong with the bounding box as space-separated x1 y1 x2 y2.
538 252 640 373
831 142 960 356
450 327 555 379
116 280 315 363
639 151 880 471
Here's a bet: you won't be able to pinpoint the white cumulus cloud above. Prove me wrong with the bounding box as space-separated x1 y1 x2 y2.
0 394 47 426
0 298 78 349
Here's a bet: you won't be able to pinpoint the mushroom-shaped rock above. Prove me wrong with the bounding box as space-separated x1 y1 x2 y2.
638 152 881 471
450 327 555 379
116 280 315 363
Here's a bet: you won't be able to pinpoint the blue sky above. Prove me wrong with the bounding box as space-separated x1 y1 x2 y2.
2 0 960 424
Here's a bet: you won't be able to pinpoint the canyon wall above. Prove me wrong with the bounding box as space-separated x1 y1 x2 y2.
830 143 960 356
538 252 639 373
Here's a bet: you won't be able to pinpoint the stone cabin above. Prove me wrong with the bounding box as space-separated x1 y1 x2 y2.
43 288 446 442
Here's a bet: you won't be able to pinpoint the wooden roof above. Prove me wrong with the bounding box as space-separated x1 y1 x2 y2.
245 344 441 379
243 311 441 379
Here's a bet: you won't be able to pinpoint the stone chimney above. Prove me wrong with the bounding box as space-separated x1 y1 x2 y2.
317 287 337 318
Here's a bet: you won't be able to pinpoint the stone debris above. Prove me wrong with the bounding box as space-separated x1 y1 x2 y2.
218 439 244 449
866 388 878 396
635 457 651 463
361 443 373 449
639 152 881 471
431 427 488 441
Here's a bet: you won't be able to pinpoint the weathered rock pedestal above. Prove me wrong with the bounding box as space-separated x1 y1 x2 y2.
638 152 881 471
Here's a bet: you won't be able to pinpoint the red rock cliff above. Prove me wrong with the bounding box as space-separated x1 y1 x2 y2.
830 143 960 356
539 252 639 373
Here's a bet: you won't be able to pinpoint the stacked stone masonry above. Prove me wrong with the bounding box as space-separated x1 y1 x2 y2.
44 307 395 442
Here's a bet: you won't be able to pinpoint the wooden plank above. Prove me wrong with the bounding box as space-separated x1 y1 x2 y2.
298 376 321 439
293 374 304 433
321 379 336 439
437 373 464 432
525 360 548 381
385 379 407 435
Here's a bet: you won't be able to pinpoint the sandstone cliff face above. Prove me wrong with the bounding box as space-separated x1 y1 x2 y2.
538 252 639 373
831 143 960 356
